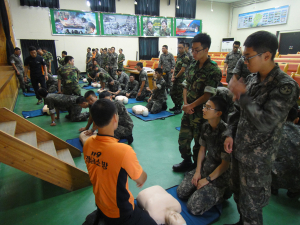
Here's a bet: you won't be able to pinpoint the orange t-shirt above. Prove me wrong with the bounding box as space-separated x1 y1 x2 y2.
83 135 143 218
92 52 96 59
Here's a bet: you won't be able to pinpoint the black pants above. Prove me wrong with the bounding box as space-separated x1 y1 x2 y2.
31 76 46 100
94 204 156 225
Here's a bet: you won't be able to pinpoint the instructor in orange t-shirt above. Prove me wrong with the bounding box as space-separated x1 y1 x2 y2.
83 99 156 225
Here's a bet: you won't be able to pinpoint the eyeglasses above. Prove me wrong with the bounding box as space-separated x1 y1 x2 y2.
203 105 219 111
192 48 205 54
242 53 263 63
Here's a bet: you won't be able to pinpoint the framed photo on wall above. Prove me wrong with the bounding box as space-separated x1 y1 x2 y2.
50 9 100 35
175 18 202 37
100 13 140 36
141 16 174 37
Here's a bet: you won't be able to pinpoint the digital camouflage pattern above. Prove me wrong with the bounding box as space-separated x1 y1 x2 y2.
224 65 299 225
118 53 125 70
179 57 222 162
95 52 101 67
101 54 109 72
215 87 234 123
232 57 251 81
125 80 139 98
114 101 133 139
108 80 122 93
177 120 230 215
10 53 25 90
57 64 81 96
110 52 118 69
146 77 167 114
224 51 242 83
158 52 175 89
272 121 300 193
136 69 150 101
46 74 58 93
170 52 190 105
45 93 89 122
117 72 129 90
86 52 93 68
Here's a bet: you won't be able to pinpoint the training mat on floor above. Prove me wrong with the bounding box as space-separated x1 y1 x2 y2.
176 127 181 131
134 185 222 225
127 108 175 121
22 109 44 118
66 137 128 153
127 98 144 104
82 85 98 90
79 80 87 84
23 92 36 97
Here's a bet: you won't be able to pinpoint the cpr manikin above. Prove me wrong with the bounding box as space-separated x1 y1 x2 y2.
136 186 186 225
91 82 100 88
82 78 88 83
43 104 50 115
115 96 128 104
79 130 97 145
132 105 149 117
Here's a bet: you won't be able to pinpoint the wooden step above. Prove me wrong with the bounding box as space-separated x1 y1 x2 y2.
38 140 58 158
57 149 75 167
15 131 37 148
0 121 17 136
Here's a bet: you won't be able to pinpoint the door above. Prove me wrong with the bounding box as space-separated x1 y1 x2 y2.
279 32 300 54
139 37 159 60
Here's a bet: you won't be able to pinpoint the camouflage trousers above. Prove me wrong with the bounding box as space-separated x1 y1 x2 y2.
120 83 126 90
128 91 137 98
67 105 89 122
16 72 25 91
63 84 81 96
272 164 300 193
110 68 118 80
163 70 172 89
231 156 271 225
226 72 234 83
47 84 58 93
118 63 124 71
87 77 99 84
114 124 133 139
146 99 164 114
170 80 183 105
177 169 227 215
136 89 150 101
178 111 204 162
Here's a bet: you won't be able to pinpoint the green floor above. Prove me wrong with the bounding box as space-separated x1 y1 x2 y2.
0 82 299 225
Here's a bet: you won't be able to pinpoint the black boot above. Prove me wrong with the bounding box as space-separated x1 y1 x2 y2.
172 158 193 172
162 102 167 111
126 134 134 145
174 105 182 115
169 104 177 111
271 186 278 195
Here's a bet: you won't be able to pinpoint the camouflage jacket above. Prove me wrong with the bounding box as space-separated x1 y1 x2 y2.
199 120 230 187
43 52 53 67
95 53 101 66
110 52 118 68
118 53 125 65
158 52 175 72
232 57 251 80
99 70 111 83
215 87 234 122
57 64 80 87
145 29 154 36
182 57 222 113
45 93 78 114
174 52 190 83
58 57 66 67
224 65 300 172
159 28 171 36
101 54 109 68
108 80 122 92
138 69 149 91
46 74 58 86
186 50 193 63
126 80 139 94
152 77 166 101
86 52 93 65
114 101 133 129
117 72 129 88
10 54 23 72
224 51 242 73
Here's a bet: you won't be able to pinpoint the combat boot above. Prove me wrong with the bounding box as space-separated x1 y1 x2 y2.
174 105 182 115
162 102 167 111
172 158 193 172
169 104 177 111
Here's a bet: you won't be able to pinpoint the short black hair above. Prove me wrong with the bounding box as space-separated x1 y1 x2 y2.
111 47 115 50
117 69 122 72
129 74 135 78
185 43 190 48
76 96 87 104
37 88 48 98
91 99 117 128
155 68 163 74
161 19 167 25
119 48 123 51
64 56 74 64
192 33 211 50
14 47 20 51
136 62 143 68
287 104 299 122
84 90 97 99
92 48 95 51
88 47 91 50
29 46 36 52
244 31 278 60
209 96 227 115
42 47 47 51
162 45 168 49
178 42 185 47
233 41 240 46
98 91 111 99
107 77 113 83
96 48 99 50
103 48 107 51
62 51 67 55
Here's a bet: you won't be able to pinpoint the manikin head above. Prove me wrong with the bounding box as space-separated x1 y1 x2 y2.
84 90 98 106
165 210 186 225
191 33 211 61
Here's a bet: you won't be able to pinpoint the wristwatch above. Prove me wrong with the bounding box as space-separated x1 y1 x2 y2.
206 176 212 183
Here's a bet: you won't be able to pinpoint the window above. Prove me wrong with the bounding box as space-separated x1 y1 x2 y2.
135 0 160 16
20 0 60 8
90 0 116 13
175 0 196 19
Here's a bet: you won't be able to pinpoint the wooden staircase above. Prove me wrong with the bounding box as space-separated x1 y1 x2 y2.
0 107 91 191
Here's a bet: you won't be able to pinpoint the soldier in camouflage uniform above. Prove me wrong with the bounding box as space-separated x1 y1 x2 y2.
223 31 299 225
125 74 139 98
87 65 101 85
170 42 190 115
177 96 230 215
158 45 175 92
118 48 125 70
107 77 123 97
224 41 242 83
86 47 93 72
98 68 111 90
159 20 171 36
271 105 300 198
10 47 26 92
101 48 109 73
145 21 154 36
116 69 129 90
95 48 101 67
146 68 167 114
42 47 53 74
57 56 81 96
232 57 251 82
37 88 89 126
109 47 118 79
46 74 58 93
136 62 150 101
185 43 193 77
215 87 234 123
58 51 67 67
173 33 222 172
98 91 134 144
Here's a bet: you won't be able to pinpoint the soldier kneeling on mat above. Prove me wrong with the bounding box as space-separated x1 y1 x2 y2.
146 68 167 114
107 77 124 98
177 96 231 215
37 88 89 126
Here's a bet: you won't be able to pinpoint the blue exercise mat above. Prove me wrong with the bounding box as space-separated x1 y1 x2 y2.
127 98 144 104
23 92 36 97
176 127 181 131
134 186 222 225
127 108 175 121
82 85 97 90
22 109 43 118
66 137 128 153
79 80 87 84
